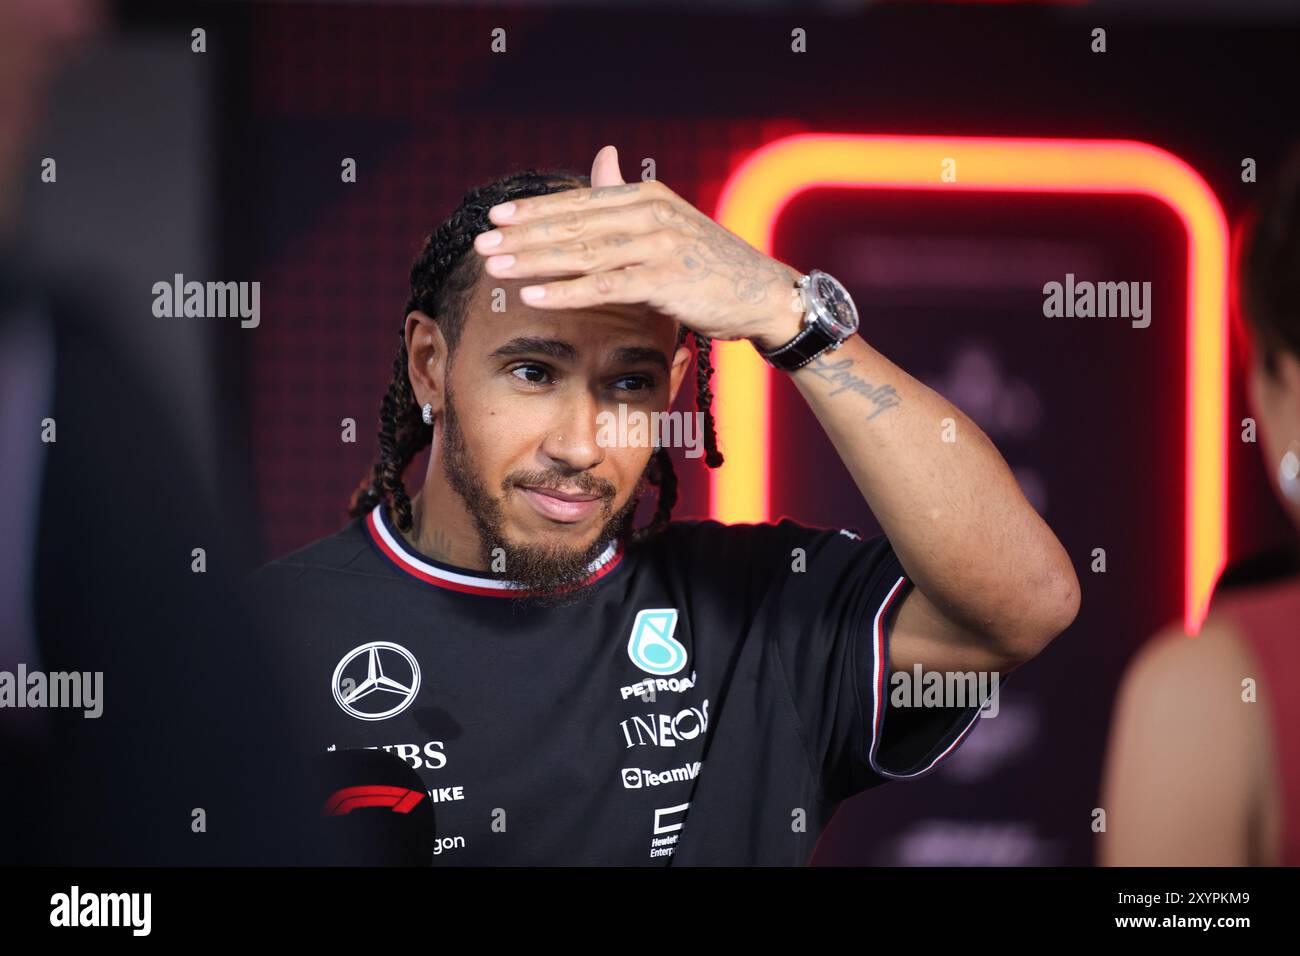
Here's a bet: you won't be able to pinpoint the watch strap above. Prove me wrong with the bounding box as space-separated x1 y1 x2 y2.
757 319 840 371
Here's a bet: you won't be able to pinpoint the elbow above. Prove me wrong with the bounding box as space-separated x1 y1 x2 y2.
1001 565 1081 668
1032 564 1081 653
1048 570 1081 644
1044 551 1081 625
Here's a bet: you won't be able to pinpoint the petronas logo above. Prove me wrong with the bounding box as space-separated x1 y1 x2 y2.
627 608 686 676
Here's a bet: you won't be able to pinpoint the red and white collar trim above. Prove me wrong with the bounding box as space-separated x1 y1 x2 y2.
365 505 624 598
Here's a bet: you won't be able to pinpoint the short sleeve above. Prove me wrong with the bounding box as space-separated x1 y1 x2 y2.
756 519 990 802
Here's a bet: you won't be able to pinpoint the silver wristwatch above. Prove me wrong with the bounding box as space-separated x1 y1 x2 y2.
756 269 860 371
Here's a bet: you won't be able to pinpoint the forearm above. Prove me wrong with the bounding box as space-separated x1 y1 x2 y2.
783 333 1078 653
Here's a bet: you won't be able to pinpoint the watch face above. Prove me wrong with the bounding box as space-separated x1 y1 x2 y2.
809 271 859 337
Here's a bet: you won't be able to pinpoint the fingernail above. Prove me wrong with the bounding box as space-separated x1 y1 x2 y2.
520 286 545 302
477 230 503 249
490 202 515 219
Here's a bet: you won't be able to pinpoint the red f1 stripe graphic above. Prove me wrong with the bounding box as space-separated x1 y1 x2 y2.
321 785 426 816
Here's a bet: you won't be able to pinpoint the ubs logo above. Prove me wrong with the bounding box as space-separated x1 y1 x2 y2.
627 608 686 676
331 641 421 721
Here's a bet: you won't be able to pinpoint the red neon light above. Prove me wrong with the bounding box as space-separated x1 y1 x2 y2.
710 134 1228 635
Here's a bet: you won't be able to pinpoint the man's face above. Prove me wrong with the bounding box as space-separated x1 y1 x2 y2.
432 274 690 601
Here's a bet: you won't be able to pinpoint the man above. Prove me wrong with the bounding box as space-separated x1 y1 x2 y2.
254 145 1079 865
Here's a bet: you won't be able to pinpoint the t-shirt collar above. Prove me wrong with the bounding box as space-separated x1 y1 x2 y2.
365 504 623 597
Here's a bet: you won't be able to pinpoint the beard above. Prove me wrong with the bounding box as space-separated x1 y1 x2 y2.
439 391 645 609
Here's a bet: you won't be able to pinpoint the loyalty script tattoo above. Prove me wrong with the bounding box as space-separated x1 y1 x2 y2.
804 353 902 421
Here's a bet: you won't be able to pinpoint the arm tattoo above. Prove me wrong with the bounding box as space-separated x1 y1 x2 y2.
804 354 902 420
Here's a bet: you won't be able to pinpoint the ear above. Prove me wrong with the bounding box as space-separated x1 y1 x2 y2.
667 338 693 407
404 310 449 414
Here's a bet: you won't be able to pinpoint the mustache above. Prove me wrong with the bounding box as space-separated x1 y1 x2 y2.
504 469 617 500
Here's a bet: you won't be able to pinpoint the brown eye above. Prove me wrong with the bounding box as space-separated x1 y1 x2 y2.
510 363 553 385
613 375 654 392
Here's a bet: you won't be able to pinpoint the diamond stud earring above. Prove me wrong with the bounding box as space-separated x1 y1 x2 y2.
422 402 434 426
1280 439 1300 505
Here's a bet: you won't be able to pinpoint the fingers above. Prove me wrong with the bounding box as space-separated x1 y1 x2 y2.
474 199 667 258
518 264 661 309
590 144 625 188
487 178 667 228
483 229 676 282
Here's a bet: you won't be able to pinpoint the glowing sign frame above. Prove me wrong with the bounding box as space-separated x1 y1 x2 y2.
710 134 1228 635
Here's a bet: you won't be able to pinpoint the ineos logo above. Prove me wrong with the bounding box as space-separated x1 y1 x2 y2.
619 699 710 748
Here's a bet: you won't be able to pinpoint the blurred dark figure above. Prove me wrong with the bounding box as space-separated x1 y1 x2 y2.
0 0 316 865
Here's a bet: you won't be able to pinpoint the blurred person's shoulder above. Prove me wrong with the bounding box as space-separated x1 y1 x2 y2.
1126 614 1255 695
1210 572 1300 638
1203 574 1300 688
1105 584 1294 867
1116 577 1300 737
1130 570 1300 679
1110 601 1271 789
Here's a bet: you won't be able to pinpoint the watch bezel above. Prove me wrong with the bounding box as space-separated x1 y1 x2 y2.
806 269 859 339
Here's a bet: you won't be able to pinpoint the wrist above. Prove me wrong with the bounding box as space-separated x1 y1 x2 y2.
748 264 806 352
752 268 862 372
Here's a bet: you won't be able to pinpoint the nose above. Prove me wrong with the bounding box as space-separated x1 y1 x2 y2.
539 388 606 474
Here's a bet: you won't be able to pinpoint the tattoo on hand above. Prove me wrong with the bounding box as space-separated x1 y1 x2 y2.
804 354 902 420
651 200 789 306
589 184 641 200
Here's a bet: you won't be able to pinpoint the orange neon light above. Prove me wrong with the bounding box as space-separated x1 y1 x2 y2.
710 134 1228 636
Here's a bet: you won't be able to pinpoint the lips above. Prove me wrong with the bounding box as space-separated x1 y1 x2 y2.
517 485 605 523
519 485 601 503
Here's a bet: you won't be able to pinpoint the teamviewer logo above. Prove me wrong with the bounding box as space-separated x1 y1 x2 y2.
622 768 643 789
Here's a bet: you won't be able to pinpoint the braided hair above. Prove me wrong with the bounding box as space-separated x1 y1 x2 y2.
348 168 725 545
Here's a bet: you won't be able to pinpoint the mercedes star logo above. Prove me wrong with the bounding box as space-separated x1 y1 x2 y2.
331 641 422 721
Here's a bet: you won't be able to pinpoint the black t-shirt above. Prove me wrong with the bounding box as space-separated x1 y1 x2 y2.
250 504 987 865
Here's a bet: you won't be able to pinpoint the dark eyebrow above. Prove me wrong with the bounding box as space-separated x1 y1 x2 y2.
489 337 578 361
489 338 669 373
608 346 669 373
